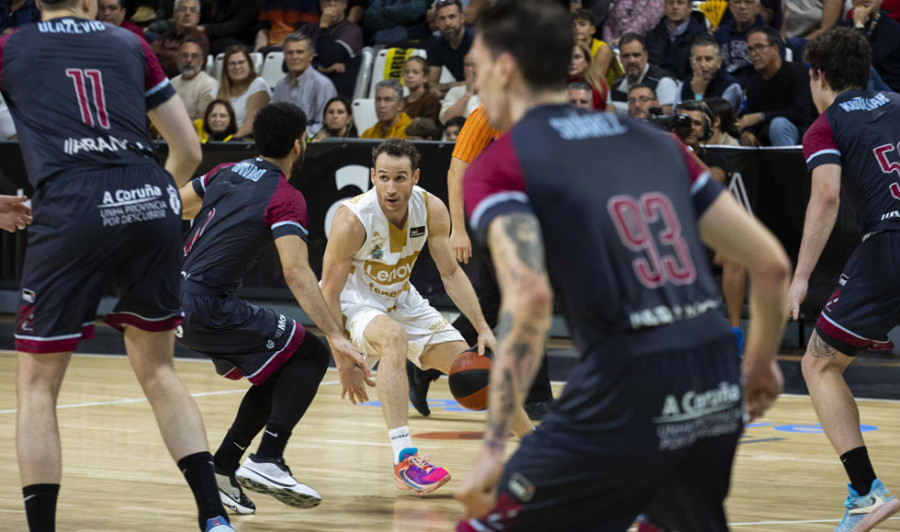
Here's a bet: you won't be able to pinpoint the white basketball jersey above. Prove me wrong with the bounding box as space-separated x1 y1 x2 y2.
340 186 431 312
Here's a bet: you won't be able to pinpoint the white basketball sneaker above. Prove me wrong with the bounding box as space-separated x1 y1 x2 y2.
236 454 322 509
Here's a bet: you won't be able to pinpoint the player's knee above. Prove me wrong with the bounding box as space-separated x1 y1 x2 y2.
800 334 847 377
16 355 68 397
374 324 408 356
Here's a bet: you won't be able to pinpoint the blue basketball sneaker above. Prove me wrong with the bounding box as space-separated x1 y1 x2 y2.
835 479 900 532
205 516 235 532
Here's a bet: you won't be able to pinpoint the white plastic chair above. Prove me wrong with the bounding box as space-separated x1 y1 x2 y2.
352 98 378 135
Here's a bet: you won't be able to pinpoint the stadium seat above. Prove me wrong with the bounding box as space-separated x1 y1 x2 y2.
352 98 378 135
368 47 427 98
250 52 264 74
212 53 224 81
205 54 214 75
261 51 285 87
353 47 376 101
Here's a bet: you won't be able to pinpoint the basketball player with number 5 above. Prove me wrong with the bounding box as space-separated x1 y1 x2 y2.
320 138 533 496
790 27 900 532
0 0 233 530
456 2 790 530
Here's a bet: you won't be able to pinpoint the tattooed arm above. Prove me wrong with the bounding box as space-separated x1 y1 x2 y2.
455 212 553 519
787 164 841 321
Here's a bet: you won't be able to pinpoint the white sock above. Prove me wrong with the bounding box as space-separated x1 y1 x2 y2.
388 426 413 464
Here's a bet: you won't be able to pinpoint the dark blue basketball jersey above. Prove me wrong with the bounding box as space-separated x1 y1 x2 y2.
0 18 174 188
464 105 725 351
183 158 310 292
804 90 900 236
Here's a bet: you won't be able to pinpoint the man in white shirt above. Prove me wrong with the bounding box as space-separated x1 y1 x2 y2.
271 32 337 136
170 39 218 120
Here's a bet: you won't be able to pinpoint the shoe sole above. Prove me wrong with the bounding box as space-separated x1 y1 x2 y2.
851 499 900 532
393 471 452 495
237 469 322 509
218 489 256 515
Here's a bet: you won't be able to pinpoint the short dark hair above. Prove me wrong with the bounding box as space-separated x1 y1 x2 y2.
628 82 657 99
202 99 237 139
805 27 871 92
675 99 715 125
323 96 352 118
405 117 442 140
619 32 645 50
253 102 308 158
572 8 595 26
435 0 463 13
747 26 782 50
444 116 466 130
691 35 720 55
476 0 572 92
178 38 205 51
372 138 420 170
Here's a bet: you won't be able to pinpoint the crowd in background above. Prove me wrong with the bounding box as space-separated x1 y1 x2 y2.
2 0 900 147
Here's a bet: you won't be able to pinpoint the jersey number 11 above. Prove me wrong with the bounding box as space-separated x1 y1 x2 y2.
65 69 110 129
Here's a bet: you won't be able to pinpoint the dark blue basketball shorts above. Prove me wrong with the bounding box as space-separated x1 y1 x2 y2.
458 314 743 532
815 231 900 356
177 282 308 384
15 166 183 354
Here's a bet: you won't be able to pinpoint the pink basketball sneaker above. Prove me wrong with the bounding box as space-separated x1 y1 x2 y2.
393 448 451 495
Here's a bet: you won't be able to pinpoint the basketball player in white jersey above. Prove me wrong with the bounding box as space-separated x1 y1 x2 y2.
321 139 533 495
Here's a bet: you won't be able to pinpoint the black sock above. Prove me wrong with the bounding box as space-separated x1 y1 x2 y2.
841 446 877 495
23 483 59 532
256 422 292 461
177 452 228 531
214 430 253 475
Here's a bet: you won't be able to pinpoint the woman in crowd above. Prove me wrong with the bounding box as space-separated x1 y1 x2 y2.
704 97 740 146
310 97 359 142
217 45 269 139
569 42 608 111
196 99 238 143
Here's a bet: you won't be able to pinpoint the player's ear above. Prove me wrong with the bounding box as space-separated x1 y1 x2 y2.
370 166 377 185
412 168 420 185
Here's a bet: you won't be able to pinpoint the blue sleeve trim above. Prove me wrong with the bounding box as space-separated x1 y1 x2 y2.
191 177 205 198
806 150 842 173
693 177 725 217
272 221 309 241
472 200 534 245
146 81 175 111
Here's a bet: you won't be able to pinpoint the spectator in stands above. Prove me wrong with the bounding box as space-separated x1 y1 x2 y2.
307 0 364 93
151 0 210 78
310 96 359 141
645 0 710 80
255 0 319 51
428 0 473 96
840 0 900 92
365 0 431 45
568 82 595 110
272 33 338 136
97 0 146 41
196 99 237 142
346 0 366 24
405 117 441 140
440 52 480 124
715 0 769 87
443 115 464 142
171 39 219 120
361 79 411 139
781 0 842 59
608 33 676 115
217 45 270 138
720 0 782 30
704 96 741 146
675 36 743 113
572 9 622 87
568 42 609 111
145 0 259 55
738 26 816 146
626 83 659 120
0 0 39 35
403 56 441 126
602 0 665 45
0 94 15 139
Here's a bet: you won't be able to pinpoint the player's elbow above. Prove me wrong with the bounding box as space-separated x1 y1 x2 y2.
182 139 203 168
750 246 791 288
516 278 553 327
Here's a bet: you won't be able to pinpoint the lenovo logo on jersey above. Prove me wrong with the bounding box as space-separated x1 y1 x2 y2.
231 162 266 182
363 252 419 285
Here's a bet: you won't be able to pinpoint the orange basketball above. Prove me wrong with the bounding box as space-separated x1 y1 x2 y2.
448 347 493 410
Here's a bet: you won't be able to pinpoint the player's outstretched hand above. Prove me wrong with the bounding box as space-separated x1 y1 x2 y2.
450 227 472 264
455 448 504 520
328 336 374 405
476 328 497 355
742 357 783 422
787 278 808 321
0 195 32 232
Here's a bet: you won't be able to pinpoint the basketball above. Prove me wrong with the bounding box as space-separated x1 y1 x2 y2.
448 347 493 411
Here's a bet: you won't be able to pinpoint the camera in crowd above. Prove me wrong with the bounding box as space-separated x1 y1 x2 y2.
647 107 694 142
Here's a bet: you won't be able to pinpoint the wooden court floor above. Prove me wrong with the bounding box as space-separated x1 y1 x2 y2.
0 351 897 532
